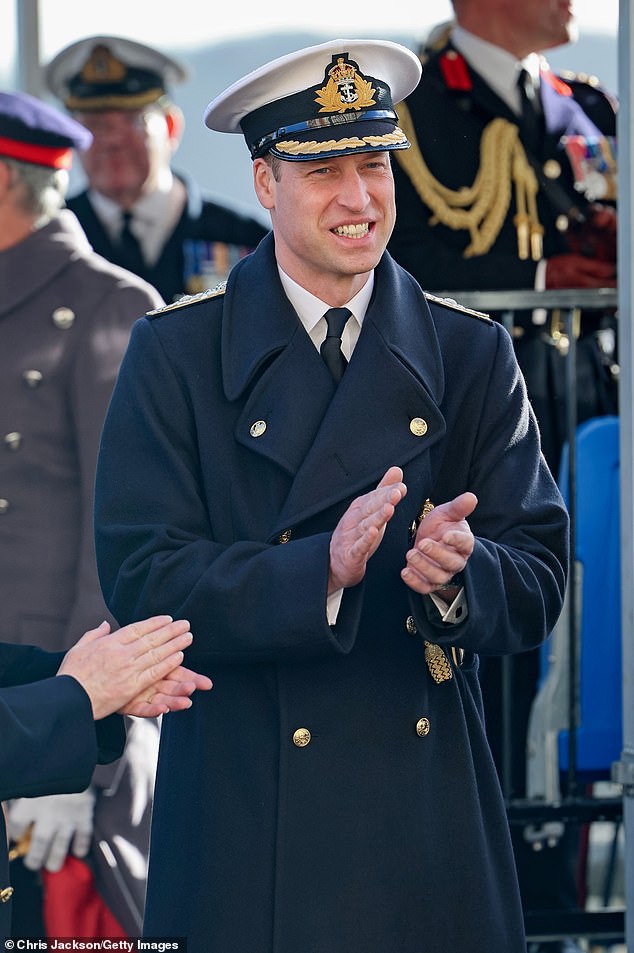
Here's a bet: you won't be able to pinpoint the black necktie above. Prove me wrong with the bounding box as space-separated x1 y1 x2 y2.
117 210 146 275
320 308 350 383
516 68 542 156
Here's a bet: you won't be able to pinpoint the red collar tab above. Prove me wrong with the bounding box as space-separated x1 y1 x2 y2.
438 49 473 92
542 70 573 97
0 135 73 169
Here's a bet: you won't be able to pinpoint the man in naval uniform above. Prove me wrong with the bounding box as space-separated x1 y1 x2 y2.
44 35 269 303
0 90 165 938
94 39 569 953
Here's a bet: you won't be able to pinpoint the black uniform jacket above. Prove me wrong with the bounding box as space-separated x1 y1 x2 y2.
94 234 569 953
67 173 269 303
0 643 124 939
388 42 616 292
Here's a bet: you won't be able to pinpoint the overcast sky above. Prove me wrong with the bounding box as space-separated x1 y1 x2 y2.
3 0 619 67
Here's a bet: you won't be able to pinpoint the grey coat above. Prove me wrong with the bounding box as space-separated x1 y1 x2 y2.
0 209 163 934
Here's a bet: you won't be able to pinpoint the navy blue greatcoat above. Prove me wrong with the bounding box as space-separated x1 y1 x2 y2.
94 233 568 953
0 643 124 939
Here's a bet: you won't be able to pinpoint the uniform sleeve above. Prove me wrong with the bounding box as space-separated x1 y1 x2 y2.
410 321 569 655
0 644 125 802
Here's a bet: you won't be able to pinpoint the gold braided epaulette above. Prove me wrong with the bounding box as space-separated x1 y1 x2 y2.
147 282 227 317
424 291 492 324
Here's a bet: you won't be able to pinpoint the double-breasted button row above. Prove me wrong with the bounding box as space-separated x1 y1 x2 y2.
292 718 431 745
251 417 429 441
0 886 14 903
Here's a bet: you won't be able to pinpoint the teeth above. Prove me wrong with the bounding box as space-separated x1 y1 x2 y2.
332 223 370 238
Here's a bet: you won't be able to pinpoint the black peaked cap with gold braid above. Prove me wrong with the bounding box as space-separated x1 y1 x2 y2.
204 38 422 161
45 35 188 112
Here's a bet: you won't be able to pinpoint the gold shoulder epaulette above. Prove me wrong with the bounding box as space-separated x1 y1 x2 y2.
424 291 492 324
147 282 227 317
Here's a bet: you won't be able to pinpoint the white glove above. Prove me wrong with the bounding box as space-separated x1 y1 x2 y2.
124 717 160 826
7 788 96 872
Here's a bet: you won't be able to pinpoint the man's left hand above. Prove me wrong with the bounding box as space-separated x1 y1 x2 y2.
401 492 477 595
122 665 213 717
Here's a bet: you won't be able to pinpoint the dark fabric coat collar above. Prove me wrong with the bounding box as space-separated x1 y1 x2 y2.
0 210 91 318
221 232 444 402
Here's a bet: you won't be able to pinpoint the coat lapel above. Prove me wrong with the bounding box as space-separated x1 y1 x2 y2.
224 235 342 475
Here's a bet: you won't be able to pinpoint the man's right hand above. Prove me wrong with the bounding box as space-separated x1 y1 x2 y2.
328 466 407 593
545 253 616 289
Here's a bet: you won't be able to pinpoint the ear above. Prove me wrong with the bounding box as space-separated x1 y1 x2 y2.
253 158 276 211
0 159 11 196
165 104 184 147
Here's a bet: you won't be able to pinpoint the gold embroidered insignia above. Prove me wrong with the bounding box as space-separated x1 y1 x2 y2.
81 45 127 84
315 56 376 114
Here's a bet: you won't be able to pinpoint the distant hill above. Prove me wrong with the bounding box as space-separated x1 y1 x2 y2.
60 29 619 222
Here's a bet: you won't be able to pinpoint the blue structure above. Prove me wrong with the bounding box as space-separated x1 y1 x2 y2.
556 415 622 778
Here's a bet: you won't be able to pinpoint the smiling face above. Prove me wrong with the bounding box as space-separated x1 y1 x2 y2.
253 150 396 305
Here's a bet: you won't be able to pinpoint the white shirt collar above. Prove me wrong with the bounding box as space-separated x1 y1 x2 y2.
277 267 374 360
451 25 541 114
86 170 186 266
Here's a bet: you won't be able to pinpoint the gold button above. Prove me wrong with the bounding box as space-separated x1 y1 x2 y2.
278 529 292 544
446 50 458 60
4 432 22 451
543 159 561 180
410 417 428 437
293 727 311 747
405 615 417 636
555 214 569 232
52 306 76 329
23 369 43 388
0 499 9 514
0 886 14 903
250 420 267 438
416 717 431 737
